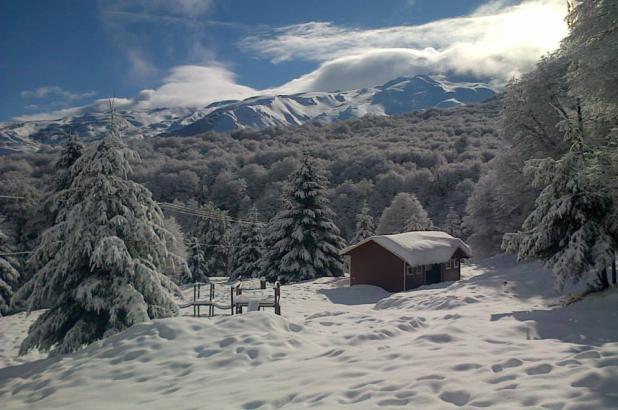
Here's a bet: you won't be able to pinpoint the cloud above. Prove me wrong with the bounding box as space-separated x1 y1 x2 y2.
241 0 568 88
15 98 133 122
14 65 255 121
272 49 441 94
133 65 257 108
97 0 217 82
21 86 96 101
100 0 215 21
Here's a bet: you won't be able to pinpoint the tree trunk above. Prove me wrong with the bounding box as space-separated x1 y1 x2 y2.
612 255 617 285
598 269 610 290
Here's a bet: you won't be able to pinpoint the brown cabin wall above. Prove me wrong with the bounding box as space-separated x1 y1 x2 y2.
405 271 425 289
444 248 466 282
345 241 466 292
348 241 404 292
443 262 461 282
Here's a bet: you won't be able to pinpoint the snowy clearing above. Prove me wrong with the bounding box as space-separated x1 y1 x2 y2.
1 256 617 409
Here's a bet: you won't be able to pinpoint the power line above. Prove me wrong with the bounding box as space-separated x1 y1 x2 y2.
158 202 267 226
187 241 245 249
0 251 33 256
160 204 242 225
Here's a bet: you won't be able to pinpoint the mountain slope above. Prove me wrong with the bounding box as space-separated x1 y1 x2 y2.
173 75 494 136
0 76 495 153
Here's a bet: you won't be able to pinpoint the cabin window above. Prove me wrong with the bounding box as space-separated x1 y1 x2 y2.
447 259 459 269
407 264 425 275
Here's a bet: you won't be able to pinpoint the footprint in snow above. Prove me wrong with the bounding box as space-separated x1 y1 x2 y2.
415 333 455 343
453 363 483 371
439 390 471 407
377 398 412 406
491 358 523 372
573 350 601 360
571 372 602 388
525 363 553 375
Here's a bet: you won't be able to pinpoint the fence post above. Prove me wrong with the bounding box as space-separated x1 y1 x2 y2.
193 282 197 317
274 282 281 315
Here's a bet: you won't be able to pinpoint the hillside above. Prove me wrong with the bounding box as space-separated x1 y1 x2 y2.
1 256 616 409
0 99 502 241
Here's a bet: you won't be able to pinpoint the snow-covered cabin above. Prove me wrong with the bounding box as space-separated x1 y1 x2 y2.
340 231 472 292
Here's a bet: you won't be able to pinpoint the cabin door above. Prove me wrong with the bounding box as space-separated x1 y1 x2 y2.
426 264 442 285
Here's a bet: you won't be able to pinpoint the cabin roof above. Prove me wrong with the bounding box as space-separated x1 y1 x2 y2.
341 231 472 267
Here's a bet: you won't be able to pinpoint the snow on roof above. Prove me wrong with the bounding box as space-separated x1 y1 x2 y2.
341 231 472 267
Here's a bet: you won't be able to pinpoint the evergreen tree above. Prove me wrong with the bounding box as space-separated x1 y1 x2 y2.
377 193 431 234
352 202 375 243
444 207 463 238
262 156 345 282
230 205 265 279
22 136 85 266
503 121 617 291
39 136 84 226
54 135 84 191
194 202 230 277
0 228 19 316
19 126 181 355
187 236 206 283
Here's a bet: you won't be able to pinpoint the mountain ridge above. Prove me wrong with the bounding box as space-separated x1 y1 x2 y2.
0 75 495 153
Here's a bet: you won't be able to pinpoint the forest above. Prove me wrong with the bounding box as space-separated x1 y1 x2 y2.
0 99 501 255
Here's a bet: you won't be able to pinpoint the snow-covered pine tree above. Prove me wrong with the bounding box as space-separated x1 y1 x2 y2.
187 236 206 283
41 135 84 224
23 135 85 261
352 202 375 243
54 135 84 191
377 192 431 234
19 123 182 355
444 207 463 238
194 202 230 277
0 228 19 316
503 118 617 291
262 156 345 282
229 205 265 279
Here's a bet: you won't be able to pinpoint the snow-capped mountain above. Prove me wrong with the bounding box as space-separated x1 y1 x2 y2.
0 75 495 153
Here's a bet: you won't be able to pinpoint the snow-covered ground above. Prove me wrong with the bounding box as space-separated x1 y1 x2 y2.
1 255 617 409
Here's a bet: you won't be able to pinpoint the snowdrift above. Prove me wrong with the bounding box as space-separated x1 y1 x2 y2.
1 256 617 409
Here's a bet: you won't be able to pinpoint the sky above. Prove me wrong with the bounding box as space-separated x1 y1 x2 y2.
0 0 569 122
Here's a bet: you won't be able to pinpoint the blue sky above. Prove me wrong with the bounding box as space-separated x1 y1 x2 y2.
0 0 568 121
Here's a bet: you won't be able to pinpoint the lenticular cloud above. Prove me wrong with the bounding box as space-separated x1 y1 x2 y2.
244 0 568 90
